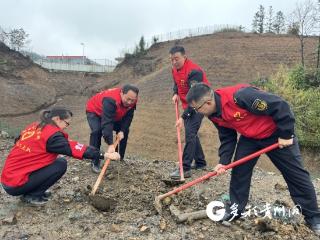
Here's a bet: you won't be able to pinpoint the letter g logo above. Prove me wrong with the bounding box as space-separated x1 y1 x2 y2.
206 201 226 222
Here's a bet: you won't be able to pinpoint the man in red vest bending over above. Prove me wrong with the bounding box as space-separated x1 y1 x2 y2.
86 84 139 173
169 46 210 179
186 83 320 236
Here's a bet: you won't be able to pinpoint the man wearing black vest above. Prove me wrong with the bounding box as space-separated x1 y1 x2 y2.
186 83 320 236
169 46 210 179
86 84 139 173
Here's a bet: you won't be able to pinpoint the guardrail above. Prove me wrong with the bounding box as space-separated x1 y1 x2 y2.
34 60 115 73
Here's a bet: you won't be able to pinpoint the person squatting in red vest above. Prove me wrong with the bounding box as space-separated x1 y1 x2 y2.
1 107 120 206
86 84 138 173
169 46 210 179
186 83 320 236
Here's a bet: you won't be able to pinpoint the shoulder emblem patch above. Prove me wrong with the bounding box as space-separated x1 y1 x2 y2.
252 99 268 111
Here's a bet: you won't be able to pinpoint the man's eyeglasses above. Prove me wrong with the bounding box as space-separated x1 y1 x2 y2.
193 91 214 112
194 100 208 112
63 120 70 127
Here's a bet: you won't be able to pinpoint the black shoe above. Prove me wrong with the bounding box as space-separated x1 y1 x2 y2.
191 164 207 170
20 195 48 206
42 190 52 201
307 223 320 236
220 211 241 222
170 169 192 179
119 158 127 165
91 163 101 174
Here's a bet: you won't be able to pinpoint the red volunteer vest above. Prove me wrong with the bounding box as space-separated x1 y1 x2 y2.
86 88 137 121
172 59 209 109
209 84 277 139
1 122 87 187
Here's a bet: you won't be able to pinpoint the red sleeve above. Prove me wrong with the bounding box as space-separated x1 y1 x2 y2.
68 140 88 159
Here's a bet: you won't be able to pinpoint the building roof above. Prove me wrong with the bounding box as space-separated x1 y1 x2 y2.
46 56 86 59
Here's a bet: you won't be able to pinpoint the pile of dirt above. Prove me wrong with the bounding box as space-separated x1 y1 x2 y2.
0 138 319 239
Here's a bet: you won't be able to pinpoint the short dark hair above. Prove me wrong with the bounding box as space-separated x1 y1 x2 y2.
122 84 139 95
186 83 212 104
39 107 73 128
169 46 185 55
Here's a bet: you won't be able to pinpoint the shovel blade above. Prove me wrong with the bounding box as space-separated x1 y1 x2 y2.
89 195 116 212
162 178 185 187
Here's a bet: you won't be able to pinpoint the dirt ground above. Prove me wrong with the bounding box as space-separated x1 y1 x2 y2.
1 136 320 240
1 94 320 240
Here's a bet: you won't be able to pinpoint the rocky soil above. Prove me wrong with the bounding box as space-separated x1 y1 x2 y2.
1 137 319 240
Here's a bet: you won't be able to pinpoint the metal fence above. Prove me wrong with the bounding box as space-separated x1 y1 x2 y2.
34 58 116 73
33 24 244 71
120 24 245 56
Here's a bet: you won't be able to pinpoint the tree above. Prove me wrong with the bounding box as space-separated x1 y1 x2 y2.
316 0 320 69
152 36 159 45
288 0 317 66
9 28 29 51
138 36 146 53
266 6 274 33
252 12 259 33
0 26 9 44
252 5 265 33
273 11 285 34
287 22 300 35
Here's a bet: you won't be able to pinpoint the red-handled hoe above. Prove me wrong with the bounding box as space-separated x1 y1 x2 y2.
162 99 185 186
155 143 279 214
89 137 121 212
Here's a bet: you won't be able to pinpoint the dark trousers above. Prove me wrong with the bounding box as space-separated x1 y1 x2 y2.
182 112 206 171
2 157 67 197
86 112 129 162
229 135 320 225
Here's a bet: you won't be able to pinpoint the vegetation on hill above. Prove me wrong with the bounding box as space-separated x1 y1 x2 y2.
253 65 320 149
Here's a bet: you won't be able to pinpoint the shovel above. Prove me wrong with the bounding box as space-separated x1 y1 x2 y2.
162 99 185 186
155 143 279 214
89 137 120 211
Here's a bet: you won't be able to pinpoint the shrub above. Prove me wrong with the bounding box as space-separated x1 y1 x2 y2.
252 65 320 149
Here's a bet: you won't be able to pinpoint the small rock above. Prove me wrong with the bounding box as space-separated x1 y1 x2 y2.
68 212 81 222
106 174 115 180
198 233 205 239
163 197 172 206
0 131 10 139
139 225 150 232
159 218 166 230
221 221 232 227
274 183 287 191
254 218 278 232
233 231 243 240
110 224 121 233
72 176 80 182
2 214 17 225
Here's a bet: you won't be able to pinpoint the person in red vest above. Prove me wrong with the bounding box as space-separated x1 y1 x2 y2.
186 83 320 235
86 84 139 173
169 46 210 179
1 107 120 206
